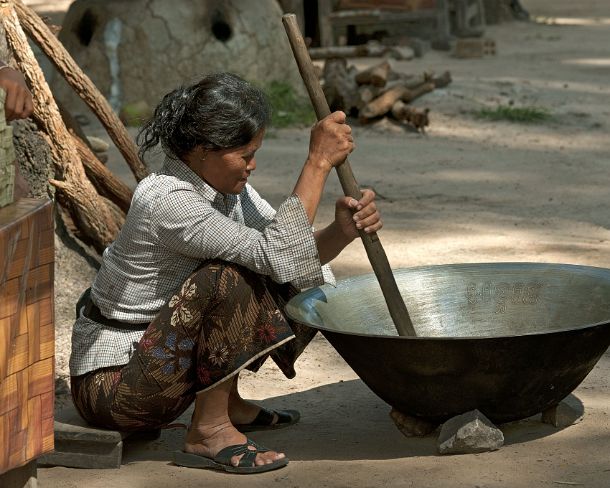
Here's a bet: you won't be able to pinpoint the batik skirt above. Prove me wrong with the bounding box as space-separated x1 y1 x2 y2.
70 260 316 431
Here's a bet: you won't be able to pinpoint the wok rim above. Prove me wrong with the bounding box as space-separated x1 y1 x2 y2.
285 261 610 341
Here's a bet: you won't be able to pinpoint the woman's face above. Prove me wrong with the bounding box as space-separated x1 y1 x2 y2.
187 129 265 195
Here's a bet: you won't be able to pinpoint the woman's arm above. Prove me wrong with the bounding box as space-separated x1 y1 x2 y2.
292 111 354 224
315 189 382 265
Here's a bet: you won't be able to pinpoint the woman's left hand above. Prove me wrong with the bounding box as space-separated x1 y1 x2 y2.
334 188 382 241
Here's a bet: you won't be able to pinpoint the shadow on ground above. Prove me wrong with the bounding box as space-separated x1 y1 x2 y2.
121 380 581 464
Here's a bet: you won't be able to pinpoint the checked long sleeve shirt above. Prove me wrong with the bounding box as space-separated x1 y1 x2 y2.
69 157 334 376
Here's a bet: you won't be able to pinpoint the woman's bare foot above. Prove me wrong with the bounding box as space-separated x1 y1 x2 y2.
228 379 279 426
228 394 279 426
184 418 285 468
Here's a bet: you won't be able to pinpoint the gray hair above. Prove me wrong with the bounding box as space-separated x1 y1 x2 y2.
137 72 271 160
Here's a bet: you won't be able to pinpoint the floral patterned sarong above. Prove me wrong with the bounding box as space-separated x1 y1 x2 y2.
71 260 316 431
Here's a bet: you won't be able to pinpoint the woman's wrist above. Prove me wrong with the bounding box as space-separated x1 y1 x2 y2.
329 219 355 246
304 156 333 175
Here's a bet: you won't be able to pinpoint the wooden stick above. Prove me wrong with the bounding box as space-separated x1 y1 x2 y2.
360 85 409 119
1 3 120 253
70 133 133 213
283 14 416 337
355 60 391 87
13 0 149 182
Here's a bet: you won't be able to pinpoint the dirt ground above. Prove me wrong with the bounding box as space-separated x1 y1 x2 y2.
23 0 610 486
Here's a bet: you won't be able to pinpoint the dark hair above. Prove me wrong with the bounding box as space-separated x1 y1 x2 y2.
137 72 271 160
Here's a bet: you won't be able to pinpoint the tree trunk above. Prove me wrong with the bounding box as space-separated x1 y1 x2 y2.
71 133 133 213
1 3 121 253
13 0 148 182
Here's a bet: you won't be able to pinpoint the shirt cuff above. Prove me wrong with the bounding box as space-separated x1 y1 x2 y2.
276 195 326 289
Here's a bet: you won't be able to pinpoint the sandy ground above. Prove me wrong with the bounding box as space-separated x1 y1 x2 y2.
21 0 610 486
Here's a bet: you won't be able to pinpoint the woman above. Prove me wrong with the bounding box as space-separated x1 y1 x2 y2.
69 73 382 474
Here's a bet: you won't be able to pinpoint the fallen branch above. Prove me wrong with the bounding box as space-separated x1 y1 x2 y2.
71 133 133 213
360 81 434 119
355 60 390 87
2 3 121 252
431 70 452 89
13 0 148 182
391 101 430 131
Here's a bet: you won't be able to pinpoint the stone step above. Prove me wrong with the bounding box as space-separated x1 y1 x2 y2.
37 404 128 469
37 402 161 469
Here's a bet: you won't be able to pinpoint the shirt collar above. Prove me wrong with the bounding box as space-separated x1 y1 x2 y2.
161 157 221 203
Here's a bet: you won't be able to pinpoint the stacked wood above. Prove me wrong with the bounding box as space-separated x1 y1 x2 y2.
323 58 361 115
0 2 145 254
321 57 451 132
309 40 415 61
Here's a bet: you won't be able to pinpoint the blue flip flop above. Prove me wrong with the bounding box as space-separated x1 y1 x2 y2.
173 438 288 474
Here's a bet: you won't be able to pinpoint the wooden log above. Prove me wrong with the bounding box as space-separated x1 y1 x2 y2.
355 60 390 87
358 85 379 105
431 70 452 89
70 133 133 214
322 58 361 114
1 4 120 253
13 0 148 182
391 101 430 131
402 82 435 103
360 81 435 120
383 72 432 92
308 40 387 59
360 85 409 119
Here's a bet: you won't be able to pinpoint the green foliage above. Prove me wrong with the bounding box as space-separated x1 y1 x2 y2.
474 105 551 123
263 81 316 128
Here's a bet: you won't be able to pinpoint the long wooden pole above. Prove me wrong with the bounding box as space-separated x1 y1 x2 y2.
282 14 416 337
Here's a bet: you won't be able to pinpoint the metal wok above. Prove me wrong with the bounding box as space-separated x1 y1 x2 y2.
285 263 610 423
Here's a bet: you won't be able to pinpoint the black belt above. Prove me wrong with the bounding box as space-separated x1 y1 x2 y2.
83 298 149 331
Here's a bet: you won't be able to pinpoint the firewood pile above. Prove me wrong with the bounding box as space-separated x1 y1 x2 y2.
1 1 146 255
320 58 451 132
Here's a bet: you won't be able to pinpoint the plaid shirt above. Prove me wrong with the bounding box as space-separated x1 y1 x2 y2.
70 157 334 376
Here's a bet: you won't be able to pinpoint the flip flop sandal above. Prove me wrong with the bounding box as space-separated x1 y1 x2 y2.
236 408 301 433
173 438 289 474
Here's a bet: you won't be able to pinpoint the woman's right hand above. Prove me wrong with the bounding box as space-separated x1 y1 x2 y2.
306 111 354 172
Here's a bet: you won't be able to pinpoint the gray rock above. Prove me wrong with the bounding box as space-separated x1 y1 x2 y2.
438 409 504 455
541 401 584 428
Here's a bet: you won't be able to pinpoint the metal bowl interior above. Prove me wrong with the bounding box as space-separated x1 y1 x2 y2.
286 262 610 338
285 263 610 423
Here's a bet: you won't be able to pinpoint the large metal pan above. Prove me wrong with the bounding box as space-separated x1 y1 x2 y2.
285 263 610 423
